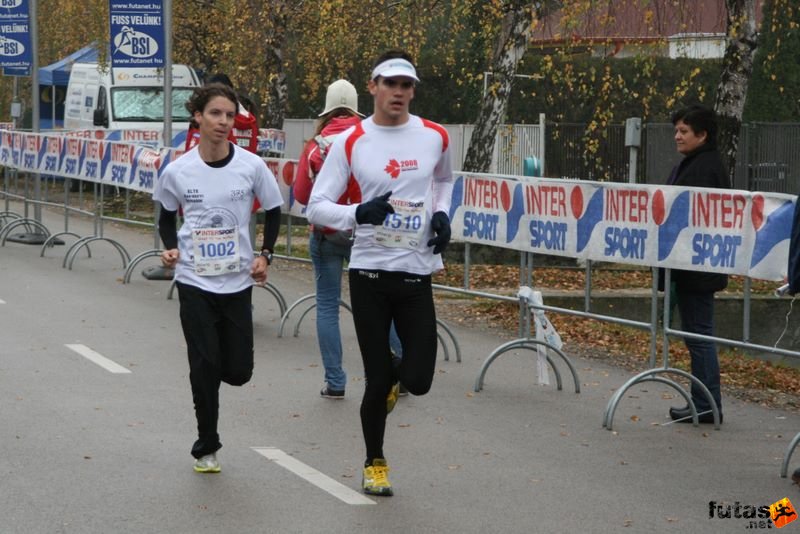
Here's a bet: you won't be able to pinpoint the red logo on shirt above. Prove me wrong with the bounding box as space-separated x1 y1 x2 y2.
384 158 419 179
384 159 401 179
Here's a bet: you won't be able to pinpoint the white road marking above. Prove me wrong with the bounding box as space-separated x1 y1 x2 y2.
65 344 132 374
252 447 375 505
0 298 5 304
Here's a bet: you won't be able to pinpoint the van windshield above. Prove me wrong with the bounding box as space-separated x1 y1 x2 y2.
111 87 195 122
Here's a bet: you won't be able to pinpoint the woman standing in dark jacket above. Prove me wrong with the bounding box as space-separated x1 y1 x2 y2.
666 104 729 424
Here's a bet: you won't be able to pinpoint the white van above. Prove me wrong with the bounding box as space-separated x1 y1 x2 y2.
64 63 201 145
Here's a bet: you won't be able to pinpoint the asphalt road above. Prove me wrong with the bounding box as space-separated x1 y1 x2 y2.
1 200 799 534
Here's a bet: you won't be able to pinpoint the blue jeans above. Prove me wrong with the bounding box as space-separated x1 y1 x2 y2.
389 322 402 357
676 289 722 413
309 232 352 391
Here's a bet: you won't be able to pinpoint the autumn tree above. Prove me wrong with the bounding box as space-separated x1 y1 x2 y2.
0 0 108 124
0 0 785 182
289 0 453 117
173 0 455 128
458 0 771 181
173 0 445 128
715 0 760 181
206 0 303 129
462 1 541 173
171 0 300 128
744 0 800 121
172 0 225 77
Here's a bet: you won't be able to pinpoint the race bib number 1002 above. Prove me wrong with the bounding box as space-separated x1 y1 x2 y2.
192 226 240 276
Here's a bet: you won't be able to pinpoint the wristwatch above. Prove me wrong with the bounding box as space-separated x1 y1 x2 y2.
260 249 273 265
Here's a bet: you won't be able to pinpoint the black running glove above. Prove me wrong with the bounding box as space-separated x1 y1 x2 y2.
427 211 451 255
355 191 394 225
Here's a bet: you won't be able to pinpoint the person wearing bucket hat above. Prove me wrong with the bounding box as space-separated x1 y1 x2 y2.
294 80 363 400
307 50 453 497
318 79 362 117
295 80 405 401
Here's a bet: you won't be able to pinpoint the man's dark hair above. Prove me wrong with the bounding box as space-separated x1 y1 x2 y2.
371 50 415 71
185 83 238 118
206 73 234 88
671 104 718 146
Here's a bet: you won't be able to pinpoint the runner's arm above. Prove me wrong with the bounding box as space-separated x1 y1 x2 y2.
158 205 178 250
261 206 281 252
307 136 358 230
431 144 454 215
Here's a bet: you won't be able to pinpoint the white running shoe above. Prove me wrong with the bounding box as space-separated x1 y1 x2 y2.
193 453 221 473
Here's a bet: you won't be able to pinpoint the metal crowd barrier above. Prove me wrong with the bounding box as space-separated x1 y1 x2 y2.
274 255 462 363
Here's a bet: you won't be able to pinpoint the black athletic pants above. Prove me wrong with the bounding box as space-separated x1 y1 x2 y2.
176 282 254 459
348 269 438 463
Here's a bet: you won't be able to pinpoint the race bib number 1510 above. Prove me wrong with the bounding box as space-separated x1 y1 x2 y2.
374 199 426 249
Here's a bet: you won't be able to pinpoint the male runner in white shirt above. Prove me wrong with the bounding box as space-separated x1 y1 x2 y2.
308 50 454 496
154 83 282 473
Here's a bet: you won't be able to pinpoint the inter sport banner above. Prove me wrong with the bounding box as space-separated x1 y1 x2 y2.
0 131 794 280
62 128 188 149
447 173 794 281
0 130 297 201
1 131 165 194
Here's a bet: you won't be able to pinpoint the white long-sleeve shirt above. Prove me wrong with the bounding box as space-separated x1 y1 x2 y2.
307 115 454 275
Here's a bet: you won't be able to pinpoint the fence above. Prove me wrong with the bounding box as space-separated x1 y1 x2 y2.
286 117 800 194
551 121 800 194
283 117 546 177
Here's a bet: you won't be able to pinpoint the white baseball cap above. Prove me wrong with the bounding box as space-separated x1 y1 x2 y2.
319 79 364 117
370 58 419 82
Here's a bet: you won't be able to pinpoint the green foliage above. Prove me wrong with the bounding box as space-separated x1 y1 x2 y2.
743 0 800 121
411 4 488 123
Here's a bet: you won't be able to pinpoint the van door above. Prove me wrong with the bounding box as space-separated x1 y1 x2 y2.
92 85 109 128
64 83 84 129
79 83 99 128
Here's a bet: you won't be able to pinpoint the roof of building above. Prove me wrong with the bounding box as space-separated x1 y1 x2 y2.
531 0 763 46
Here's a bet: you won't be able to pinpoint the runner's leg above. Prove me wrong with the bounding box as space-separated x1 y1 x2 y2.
218 286 254 386
177 282 223 458
349 270 393 462
391 275 437 395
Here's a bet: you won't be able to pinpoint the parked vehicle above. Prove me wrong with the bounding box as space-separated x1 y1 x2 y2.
63 63 200 146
